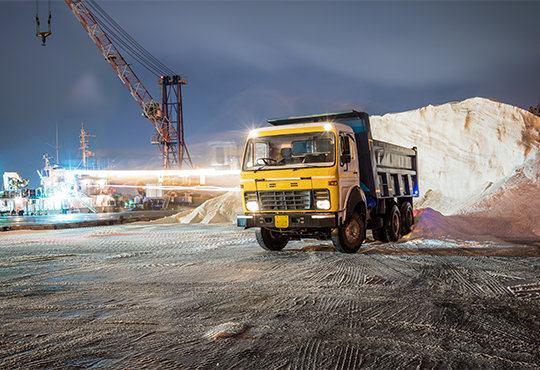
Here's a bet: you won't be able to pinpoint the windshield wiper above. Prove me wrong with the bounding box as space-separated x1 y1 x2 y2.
293 165 323 171
253 166 267 173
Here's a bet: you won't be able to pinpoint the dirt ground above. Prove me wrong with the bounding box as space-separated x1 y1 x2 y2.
1 223 539 369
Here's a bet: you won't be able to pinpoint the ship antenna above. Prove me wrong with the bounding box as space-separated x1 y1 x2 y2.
47 121 65 165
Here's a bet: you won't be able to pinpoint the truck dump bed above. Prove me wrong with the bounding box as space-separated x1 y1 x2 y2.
267 110 418 201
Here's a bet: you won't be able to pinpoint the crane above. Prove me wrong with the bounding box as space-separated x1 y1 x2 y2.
64 0 192 170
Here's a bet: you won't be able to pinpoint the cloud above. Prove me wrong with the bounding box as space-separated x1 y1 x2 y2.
68 72 104 107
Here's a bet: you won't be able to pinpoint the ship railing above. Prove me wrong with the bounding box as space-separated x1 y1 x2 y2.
74 192 98 214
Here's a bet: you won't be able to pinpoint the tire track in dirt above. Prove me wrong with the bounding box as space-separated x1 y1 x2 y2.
334 344 364 370
290 338 326 370
439 256 518 297
1 224 540 369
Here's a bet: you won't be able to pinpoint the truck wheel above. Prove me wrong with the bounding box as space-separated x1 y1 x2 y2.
331 212 365 253
384 204 401 242
400 202 414 235
255 228 289 251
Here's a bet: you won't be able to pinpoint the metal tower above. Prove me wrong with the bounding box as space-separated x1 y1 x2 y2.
157 75 193 169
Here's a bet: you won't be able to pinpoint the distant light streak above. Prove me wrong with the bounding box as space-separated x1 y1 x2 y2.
84 184 241 192
70 169 240 178
67 169 240 192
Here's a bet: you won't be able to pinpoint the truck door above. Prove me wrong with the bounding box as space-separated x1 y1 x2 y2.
338 133 359 211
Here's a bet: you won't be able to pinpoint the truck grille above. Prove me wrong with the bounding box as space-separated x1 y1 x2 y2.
259 190 311 210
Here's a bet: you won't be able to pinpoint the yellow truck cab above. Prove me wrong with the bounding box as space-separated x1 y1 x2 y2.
237 110 418 253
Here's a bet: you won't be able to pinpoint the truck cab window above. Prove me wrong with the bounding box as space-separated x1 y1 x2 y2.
348 136 356 160
245 141 269 168
243 131 336 171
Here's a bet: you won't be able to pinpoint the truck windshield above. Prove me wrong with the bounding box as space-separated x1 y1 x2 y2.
243 131 336 171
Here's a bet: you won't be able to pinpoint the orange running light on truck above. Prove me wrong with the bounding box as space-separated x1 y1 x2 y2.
328 181 338 186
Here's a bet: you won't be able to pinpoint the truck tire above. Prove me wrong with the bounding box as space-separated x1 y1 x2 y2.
255 228 289 251
331 212 365 253
400 202 414 235
384 204 401 242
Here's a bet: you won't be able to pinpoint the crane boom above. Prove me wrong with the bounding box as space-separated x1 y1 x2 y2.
64 0 189 169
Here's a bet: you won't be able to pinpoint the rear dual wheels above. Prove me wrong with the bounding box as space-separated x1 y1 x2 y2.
332 212 365 254
371 204 401 243
372 203 401 242
255 227 289 251
372 201 414 242
386 204 402 242
400 202 414 235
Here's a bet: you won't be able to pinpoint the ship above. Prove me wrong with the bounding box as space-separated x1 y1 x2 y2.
0 125 115 215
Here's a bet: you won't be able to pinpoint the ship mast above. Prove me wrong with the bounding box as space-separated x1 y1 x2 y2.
79 123 95 169
48 121 65 165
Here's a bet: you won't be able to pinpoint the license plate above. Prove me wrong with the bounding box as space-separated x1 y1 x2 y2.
275 215 289 228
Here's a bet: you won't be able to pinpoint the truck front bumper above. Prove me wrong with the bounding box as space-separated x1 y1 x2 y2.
237 213 337 229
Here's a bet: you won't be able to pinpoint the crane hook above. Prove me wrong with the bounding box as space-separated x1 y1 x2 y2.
36 0 52 46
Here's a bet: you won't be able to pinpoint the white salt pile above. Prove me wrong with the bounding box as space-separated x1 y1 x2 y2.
408 153 540 242
455 153 540 240
370 97 540 215
179 191 243 224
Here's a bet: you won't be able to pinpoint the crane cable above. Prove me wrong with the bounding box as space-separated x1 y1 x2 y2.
84 0 176 77
36 0 52 46
86 0 175 76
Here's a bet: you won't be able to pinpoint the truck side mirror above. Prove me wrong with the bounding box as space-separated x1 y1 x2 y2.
340 135 351 164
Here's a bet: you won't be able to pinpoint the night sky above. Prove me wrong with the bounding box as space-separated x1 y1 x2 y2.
1 0 540 188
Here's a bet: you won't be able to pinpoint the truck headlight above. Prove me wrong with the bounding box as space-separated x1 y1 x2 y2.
314 189 331 210
316 200 331 210
244 191 259 212
246 201 259 212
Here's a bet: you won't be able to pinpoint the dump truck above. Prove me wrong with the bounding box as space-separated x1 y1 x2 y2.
237 110 418 253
